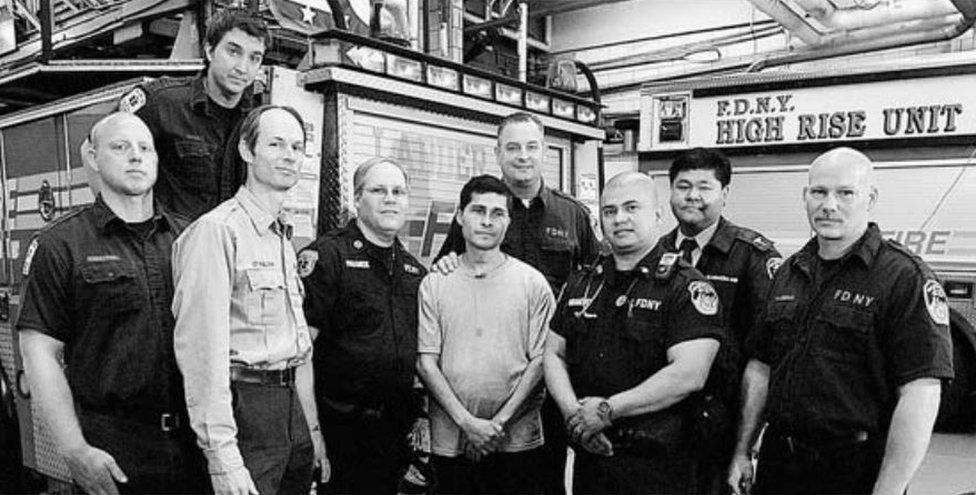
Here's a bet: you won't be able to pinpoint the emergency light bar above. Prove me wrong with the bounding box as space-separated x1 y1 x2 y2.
306 29 602 125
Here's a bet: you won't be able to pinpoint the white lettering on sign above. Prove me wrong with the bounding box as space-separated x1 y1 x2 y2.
654 73 976 148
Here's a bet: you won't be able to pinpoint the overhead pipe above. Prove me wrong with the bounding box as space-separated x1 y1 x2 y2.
747 0 825 45
747 11 975 71
793 0 959 31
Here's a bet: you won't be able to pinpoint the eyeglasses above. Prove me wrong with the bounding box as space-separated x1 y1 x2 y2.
362 186 409 198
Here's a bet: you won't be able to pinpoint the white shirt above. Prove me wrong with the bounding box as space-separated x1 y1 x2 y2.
674 220 720 267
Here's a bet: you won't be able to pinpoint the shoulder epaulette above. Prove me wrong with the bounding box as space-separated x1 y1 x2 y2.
884 239 931 274
735 228 774 252
654 252 680 281
36 205 91 236
141 75 193 94
550 188 591 214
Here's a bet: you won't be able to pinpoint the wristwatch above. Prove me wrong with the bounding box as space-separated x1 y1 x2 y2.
597 399 613 423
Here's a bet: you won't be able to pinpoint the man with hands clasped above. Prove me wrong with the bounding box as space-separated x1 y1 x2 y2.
544 172 725 494
417 175 554 495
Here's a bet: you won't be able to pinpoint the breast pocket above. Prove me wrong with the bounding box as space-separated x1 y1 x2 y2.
78 260 140 313
174 139 218 189
623 318 666 373
764 301 799 358
245 268 287 327
815 307 873 364
540 238 574 287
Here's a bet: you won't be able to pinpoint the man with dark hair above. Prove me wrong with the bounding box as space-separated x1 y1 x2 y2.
652 147 782 492
18 112 207 495
418 174 553 495
119 7 268 220
728 147 952 495
298 156 428 494
434 112 599 495
173 105 327 495
545 172 725 494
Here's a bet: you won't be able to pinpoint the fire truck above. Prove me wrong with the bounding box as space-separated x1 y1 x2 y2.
638 54 976 431
0 2 606 490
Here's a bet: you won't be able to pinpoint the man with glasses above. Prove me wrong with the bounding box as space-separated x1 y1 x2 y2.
298 157 427 494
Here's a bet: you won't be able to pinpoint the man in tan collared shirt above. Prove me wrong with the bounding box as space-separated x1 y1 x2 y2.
173 105 327 495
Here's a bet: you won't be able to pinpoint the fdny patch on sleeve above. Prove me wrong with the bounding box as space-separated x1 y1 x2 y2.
923 279 949 326
765 257 783 279
297 250 319 278
119 88 147 113
688 280 719 316
22 239 38 276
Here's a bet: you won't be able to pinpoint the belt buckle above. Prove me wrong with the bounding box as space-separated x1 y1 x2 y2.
160 413 178 432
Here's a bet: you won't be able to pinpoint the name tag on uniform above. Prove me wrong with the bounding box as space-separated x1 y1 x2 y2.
404 264 421 275
252 260 275 268
567 297 588 307
707 274 739 284
545 227 569 240
346 260 370 269
774 294 796 302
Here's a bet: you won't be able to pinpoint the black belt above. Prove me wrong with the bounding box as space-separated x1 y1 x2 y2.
83 407 186 433
230 366 296 386
320 396 386 421
765 427 871 460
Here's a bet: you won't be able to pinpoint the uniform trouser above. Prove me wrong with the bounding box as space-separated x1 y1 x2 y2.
753 432 883 495
431 447 543 495
79 409 209 495
540 396 568 495
317 403 414 495
573 448 696 495
232 381 314 495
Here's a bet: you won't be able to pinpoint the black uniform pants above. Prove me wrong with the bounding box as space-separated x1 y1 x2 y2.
573 449 695 495
573 449 696 495
753 432 883 495
540 396 568 495
318 401 414 495
432 447 543 495
79 409 208 495
232 381 314 495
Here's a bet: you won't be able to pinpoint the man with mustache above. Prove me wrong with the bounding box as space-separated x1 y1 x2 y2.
728 147 953 495
297 157 427 494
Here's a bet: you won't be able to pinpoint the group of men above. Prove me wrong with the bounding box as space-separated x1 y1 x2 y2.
11 6 955 495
